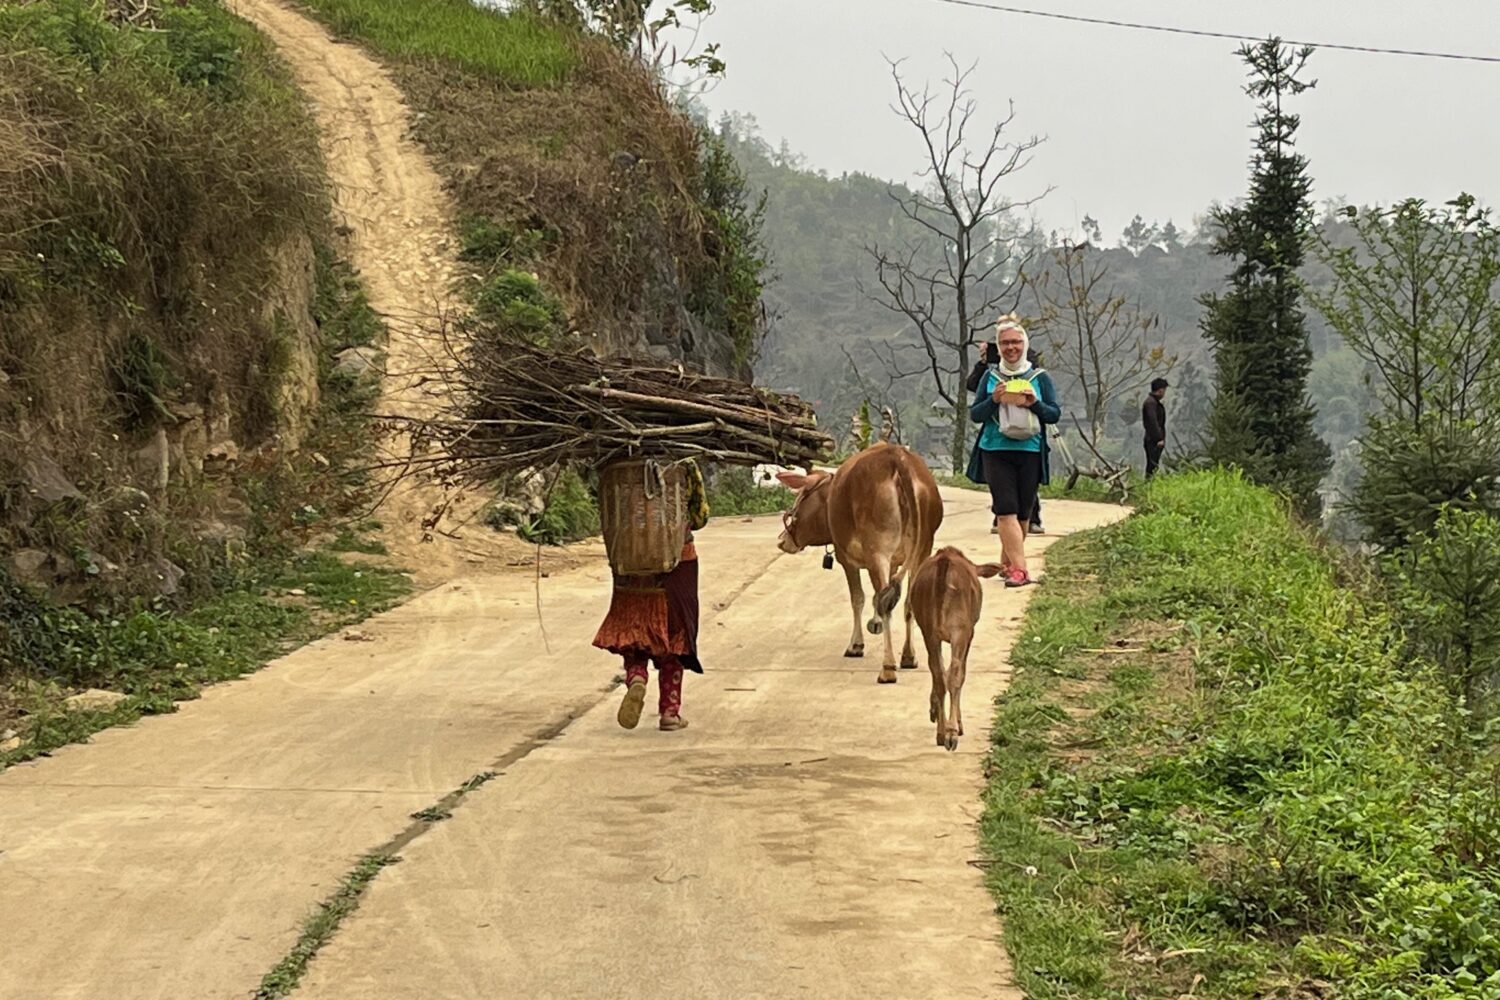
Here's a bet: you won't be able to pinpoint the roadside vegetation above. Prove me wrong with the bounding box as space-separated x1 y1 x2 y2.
293 0 770 375
0 1 408 767
986 470 1500 999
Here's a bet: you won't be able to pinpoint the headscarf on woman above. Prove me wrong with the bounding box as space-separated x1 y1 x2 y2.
995 314 1032 376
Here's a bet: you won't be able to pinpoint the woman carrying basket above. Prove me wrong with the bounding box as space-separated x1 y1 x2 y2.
593 461 711 732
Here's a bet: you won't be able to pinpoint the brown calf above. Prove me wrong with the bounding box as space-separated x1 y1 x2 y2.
776 444 944 683
909 547 1003 750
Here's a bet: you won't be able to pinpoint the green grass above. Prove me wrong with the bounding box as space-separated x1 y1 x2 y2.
327 524 388 556
984 469 1500 999
1 552 409 770
1038 475 1121 503
254 853 398 1000
291 0 576 85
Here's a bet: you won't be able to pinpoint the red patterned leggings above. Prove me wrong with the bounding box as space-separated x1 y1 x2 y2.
622 651 684 717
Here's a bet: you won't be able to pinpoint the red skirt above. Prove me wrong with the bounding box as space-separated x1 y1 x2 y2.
592 544 702 673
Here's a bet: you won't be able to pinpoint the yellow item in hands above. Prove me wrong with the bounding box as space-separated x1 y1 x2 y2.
1004 378 1034 395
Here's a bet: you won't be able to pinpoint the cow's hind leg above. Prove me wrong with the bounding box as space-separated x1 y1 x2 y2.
842 563 866 658
925 631 947 745
868 560 899 684
945 631 973 751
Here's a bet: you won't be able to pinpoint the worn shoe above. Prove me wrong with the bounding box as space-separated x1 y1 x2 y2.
658 714 689 732
1029 521 1044 535
617 678 648 729
1003 568 1034 588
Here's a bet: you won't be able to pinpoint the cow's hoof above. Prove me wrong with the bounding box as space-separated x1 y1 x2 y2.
844 645 865 658
899 658 919 670
935 729 946 746
945 732 960 752
877 670 898 684
866 618 884 635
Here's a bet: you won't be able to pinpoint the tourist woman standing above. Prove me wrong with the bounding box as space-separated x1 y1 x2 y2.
968 316 1060 586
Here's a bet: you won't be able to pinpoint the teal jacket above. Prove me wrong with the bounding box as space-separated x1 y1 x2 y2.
966 366 1060 483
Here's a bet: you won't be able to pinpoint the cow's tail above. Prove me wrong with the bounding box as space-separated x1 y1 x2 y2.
873 454 920 619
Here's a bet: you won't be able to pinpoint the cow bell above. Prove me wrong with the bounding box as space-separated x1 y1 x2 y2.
822 548 835 571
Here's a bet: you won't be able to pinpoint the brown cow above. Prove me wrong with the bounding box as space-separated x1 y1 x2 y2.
776 444 944 683
910 547 1003 750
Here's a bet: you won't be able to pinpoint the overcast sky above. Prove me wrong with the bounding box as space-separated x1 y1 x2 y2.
670 0 1500 239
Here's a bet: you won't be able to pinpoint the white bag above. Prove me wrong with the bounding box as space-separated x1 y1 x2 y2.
999 401 1039 440
997 369 1042 440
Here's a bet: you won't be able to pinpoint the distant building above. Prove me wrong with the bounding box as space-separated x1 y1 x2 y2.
915 397 956 472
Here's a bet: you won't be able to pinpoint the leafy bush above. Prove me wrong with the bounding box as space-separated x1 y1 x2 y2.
1349 418 1500 551
158 1 245 95
496 469 599 546
458 216 550 271
112 331 180 431
473 269 566 345
690 127 771 369
704 467 793 517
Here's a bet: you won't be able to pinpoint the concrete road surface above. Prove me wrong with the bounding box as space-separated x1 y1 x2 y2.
0 488 1125 999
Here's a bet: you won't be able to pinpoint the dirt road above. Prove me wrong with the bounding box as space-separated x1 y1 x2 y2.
0 490 1125 999
227 0 532 586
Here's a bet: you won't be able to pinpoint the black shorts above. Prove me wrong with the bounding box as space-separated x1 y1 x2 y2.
981 449 1042 523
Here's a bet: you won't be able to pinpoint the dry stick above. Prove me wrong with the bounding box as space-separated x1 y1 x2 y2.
632 421 718 437
534 541 551 654
572 385 823 438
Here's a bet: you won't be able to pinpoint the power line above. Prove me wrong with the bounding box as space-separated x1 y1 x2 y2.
930 0 1500 64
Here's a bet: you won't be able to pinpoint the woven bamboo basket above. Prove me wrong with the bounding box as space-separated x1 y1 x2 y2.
598 459 689 576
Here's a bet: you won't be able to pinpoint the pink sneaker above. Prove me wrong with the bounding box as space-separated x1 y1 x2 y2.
1003 568 1034 588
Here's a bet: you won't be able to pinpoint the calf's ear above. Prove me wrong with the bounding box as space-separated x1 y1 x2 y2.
976 563 1005 579
775 471 809 491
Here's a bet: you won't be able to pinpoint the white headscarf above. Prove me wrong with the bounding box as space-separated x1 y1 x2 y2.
995 315 1031 376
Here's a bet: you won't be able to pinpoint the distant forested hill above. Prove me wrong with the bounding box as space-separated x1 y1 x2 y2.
718 115 1369 488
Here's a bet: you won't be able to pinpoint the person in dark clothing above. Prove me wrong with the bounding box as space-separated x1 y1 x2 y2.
968 342 1002 534
1143 377 1169 479
966 341 1000 393
1026 348 1047 534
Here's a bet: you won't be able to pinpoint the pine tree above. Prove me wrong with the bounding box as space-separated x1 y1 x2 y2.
1200 39 1331 516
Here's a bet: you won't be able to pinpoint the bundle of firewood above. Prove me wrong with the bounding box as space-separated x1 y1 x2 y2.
396 337 832 489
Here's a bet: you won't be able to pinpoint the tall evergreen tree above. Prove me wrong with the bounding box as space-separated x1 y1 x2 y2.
1200 39 1331 515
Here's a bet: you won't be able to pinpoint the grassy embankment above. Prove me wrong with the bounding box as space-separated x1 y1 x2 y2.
0 1 408 768
986 470 1500 998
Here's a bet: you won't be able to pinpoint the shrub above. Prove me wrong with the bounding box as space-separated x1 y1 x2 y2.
1389 507 1500 705
473 269 566 345
506 469 599 545
704 466 792 517
1349 418 1500 551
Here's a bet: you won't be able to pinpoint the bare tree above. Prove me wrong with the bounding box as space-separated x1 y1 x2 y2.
1024 241 1175 478
864 55 1047 469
